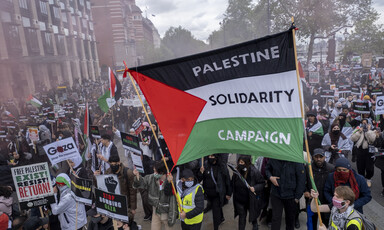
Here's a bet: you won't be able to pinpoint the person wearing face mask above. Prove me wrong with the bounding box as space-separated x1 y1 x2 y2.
229 155 265 230
350 119 376 188
322 124 352 163
133 161 178 230
323 158 372 214
304 148 334 230
50 173 87 230
197 154 231 230
104 154 137 223
310 186 363 230
176 168 204 230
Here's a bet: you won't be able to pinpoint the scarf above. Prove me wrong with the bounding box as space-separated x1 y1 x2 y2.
329 132 346 146
334 170 360 199
331 205 353 229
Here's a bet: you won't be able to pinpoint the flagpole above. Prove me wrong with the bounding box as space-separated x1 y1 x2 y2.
123 61 182 211
291 17 323 226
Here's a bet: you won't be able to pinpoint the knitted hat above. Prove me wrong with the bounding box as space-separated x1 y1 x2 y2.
182 169 194 179
335 157 351 169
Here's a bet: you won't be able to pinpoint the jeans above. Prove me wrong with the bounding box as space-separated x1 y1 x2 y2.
270 194 297 230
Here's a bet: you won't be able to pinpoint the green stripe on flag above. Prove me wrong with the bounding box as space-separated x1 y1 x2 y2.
177 117 304 165
97 90 112 113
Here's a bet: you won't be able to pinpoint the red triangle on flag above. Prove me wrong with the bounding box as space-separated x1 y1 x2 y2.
109 68 116 98
129 70 207 165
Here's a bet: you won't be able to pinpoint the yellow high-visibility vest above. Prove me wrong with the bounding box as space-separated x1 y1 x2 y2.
176 184 204 225
329 209 362 230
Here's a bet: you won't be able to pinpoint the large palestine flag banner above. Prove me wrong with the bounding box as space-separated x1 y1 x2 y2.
129 30 304 165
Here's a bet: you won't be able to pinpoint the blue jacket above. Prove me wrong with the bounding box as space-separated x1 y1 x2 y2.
324 169 372 213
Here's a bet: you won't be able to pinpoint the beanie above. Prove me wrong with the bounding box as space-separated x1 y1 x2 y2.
335 157 351 169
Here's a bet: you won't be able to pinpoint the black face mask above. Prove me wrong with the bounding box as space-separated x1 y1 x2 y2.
111 164 120 173
332 130 340 135
208 158 216 165
237 164 246 172
91 216 102 224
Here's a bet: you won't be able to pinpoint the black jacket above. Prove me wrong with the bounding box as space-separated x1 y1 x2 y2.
305 162 334 203
231 165 265 222
265 159 306 200
197 161 232 206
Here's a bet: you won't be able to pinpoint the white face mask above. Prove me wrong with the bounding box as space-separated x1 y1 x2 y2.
184 181 194 188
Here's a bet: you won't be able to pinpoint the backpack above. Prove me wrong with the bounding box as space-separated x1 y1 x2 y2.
346 209 376 230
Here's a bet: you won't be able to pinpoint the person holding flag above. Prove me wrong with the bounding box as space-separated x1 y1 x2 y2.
229 155 265 230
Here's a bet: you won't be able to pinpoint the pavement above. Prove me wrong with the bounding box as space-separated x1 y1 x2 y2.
113 135 384 229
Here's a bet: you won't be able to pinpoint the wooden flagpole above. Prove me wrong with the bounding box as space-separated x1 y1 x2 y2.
291 17 323 226
123 61 182 211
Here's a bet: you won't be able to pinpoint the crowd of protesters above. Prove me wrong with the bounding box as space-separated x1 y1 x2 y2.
0 62 382 230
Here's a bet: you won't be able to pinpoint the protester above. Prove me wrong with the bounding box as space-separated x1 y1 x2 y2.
133 161 178 230
50 173 87 230
197 154 231 230
98 134 118 173
304 148 334 229
310 186 362 230
176 168 204 230
323 158 372 213
306 112 324 155
265 158 306 230
321 124 351 163
230 155 265 230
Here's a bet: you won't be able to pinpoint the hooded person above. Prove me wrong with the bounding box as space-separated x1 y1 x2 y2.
311 99 320 113
176 168 204 230
323 158 372 213
33 125 52 161
306 112 324 155
50 173 87 230
229 155 265 230
321 124 352 163
330 102 343 125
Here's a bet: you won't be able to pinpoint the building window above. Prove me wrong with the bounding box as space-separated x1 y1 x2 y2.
133 15 141 20
43 32 54 54
4 25 22 56
25 28 40 54
61 11 67 22
53 7 60 19
40 1 48 15
79 0 84 6
19 0 28 9
72 16 77 25
56 35 65 55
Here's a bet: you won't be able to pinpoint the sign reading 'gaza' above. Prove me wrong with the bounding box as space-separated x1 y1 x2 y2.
43 137 81 165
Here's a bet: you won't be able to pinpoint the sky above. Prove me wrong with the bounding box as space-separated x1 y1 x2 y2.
136 0 384 42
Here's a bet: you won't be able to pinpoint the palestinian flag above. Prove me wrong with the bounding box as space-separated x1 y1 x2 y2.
82 103 93 162
109 67 122 101
97 90 116 113
308 121 324 136
27 95 42 108
84 103 90 138
128 30 304 165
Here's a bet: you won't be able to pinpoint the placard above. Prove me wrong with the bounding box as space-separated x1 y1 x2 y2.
70 174 93 205
0 128 7 138
132 118 144 135
27 126 39 143
11 162 55 209
338 85 351 93
121 132 141 154
308 72 320 84
95 188 129 222
90 126 101 139
351 85 360 95
47 112 55 123
96 174 121 194
353 101 370 114
371 87 383 96
43 137 81 165
321 90 335 98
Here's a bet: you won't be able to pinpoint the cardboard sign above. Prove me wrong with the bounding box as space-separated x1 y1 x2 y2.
121 132 141 154
43 137 81 165
371 87 383 96
47 112 55 123
19 116 28 122
90 126 101 139
11 162 55 209
321 90 335 98
375 96 384 115
70 174 93 205
95 188 129 222
362 53 372 67
353 101 370 114
27 126 39 143
351 85 360 95
308 72 320 84
338 85 351 93
96 174 121 195
131 152 144 173
132 118 144 135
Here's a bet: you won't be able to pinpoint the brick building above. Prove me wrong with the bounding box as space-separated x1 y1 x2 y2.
0 0 100 100
91 0 160 69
